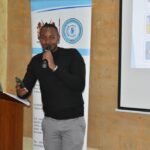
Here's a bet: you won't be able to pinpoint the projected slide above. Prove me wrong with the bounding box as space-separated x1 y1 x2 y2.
131 0 150 68
119 0 150 112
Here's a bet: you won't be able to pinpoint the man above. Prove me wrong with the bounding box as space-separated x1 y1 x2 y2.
16 22 86 150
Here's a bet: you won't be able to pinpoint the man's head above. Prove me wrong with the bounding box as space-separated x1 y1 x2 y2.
38 23 60 51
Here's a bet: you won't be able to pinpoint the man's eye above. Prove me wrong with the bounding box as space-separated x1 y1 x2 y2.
40 36 56 40
50 36 55 39
40 36 46 39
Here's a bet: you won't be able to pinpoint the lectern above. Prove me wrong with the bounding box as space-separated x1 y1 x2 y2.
0 91 30 150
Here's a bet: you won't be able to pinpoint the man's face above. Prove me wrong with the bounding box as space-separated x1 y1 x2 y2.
39 27 60 51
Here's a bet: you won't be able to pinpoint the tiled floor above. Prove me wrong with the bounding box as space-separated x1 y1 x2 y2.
23 137 98 150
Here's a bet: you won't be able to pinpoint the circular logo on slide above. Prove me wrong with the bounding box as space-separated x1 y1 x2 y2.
62 18 83 44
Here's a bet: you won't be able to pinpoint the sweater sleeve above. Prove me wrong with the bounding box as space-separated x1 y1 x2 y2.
22 58 37 96
54 49 86 92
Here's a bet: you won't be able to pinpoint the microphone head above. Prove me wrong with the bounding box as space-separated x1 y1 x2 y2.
45 45 51 51
42 45 51 68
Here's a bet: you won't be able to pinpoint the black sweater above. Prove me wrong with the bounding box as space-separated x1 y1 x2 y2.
23 47 86 119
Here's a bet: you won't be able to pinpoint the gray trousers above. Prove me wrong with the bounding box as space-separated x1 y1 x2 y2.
42 116 86 150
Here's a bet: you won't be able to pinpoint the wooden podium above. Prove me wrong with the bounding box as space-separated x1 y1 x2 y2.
0 91 30 150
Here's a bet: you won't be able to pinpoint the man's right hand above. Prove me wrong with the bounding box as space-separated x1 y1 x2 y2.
16 84 28 97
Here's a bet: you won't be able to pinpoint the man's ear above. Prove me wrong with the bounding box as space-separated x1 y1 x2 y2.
57 34 60 44
38 36 40 40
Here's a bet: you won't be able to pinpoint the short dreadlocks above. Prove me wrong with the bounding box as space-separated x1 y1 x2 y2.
40 22 58 32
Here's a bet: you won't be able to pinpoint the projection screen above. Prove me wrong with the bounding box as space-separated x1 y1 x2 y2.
118 0 150 112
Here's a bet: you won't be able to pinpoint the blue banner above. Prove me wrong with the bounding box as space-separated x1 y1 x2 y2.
31 0 92 11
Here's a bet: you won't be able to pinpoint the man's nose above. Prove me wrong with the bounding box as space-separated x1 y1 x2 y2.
45 38 52 44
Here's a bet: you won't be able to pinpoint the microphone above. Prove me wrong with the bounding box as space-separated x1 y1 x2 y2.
42 45 51 68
